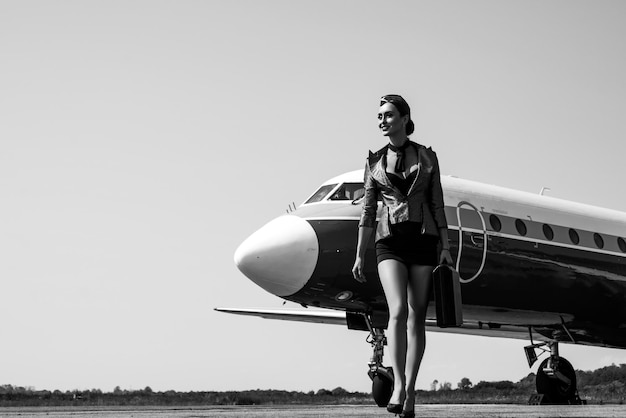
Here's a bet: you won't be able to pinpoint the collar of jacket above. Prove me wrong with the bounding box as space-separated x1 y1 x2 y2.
367 140 430 170
367 140 434 196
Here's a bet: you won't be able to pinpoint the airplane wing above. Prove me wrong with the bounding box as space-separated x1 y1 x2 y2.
215 307 543 342
214 308 347 325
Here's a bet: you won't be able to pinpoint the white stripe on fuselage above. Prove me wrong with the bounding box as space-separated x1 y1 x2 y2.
300 214 626 259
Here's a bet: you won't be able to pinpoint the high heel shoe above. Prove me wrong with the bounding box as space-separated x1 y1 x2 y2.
400 410 415 418
386 403 403 414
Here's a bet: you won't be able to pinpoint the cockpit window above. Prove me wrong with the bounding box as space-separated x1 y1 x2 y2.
329 183 365 201
305 184 337 204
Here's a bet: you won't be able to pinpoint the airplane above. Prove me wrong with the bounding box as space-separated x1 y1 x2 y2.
216 169 626 406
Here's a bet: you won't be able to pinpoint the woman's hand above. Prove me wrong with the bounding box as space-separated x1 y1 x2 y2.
352 257 366 283
439 249 453 266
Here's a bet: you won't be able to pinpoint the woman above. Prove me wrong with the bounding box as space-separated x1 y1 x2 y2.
352 95 452 417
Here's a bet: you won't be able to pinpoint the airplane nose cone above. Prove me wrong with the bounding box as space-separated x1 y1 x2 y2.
234 215 319 297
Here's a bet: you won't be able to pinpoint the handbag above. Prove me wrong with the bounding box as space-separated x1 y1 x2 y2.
432 264 463 327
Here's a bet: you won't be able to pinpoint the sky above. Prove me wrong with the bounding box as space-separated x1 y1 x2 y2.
1 0 626 394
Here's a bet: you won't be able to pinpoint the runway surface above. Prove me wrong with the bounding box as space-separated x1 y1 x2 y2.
1 404 626 417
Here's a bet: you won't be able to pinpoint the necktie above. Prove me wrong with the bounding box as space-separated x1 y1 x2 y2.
388 141 410 173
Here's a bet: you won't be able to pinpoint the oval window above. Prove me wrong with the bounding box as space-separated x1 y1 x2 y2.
543 224 554 241
515 219 527 236
593 233 604 249
618 237 626 253
569 229 580 245
490 215 502 232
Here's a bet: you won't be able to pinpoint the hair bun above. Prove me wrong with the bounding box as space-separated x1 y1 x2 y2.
406 119 415 136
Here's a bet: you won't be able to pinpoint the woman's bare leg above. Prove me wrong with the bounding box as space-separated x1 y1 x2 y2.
404 264 433 411
378 259 409 405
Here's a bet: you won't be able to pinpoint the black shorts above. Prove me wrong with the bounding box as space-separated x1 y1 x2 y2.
376 222 439 267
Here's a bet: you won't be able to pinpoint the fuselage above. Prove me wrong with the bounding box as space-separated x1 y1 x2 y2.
235 170 626 349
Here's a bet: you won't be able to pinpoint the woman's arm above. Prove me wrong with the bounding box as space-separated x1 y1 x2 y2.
428 151 453 266
352 226 373 282
428 152 448 231
354 160 378 282
438 227 453 265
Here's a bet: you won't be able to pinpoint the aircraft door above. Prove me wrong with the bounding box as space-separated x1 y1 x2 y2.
454 201 487 284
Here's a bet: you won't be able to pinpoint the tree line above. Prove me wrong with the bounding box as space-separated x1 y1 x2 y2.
1 363 625 407
0 386 370 407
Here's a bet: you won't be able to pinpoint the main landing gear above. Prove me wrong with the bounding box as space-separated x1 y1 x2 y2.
524 336 584 405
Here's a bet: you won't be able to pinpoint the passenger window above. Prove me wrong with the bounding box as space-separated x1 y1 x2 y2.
305 184 337 204
515 219 527 236
489 215 502 232
594 233 604 249
569 229 580 245
543 224 554 241
618 238 626 253
329 183 365 201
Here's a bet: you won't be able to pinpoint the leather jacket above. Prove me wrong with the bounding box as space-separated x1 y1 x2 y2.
359 141 448 242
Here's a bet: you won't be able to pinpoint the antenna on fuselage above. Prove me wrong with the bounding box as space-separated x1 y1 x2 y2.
286 202 297 213
540 187 551 196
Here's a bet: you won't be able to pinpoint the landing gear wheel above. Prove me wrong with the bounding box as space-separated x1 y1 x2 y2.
536 357 577 404
365 324 393 407
371 370 393 407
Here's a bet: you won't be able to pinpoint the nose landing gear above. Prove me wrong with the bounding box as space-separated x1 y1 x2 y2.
365 320 393 407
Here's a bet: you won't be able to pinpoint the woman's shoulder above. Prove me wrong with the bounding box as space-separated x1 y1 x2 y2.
413 142 441 169
409 140 435 151
412 141 437 156
367 144 388 165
